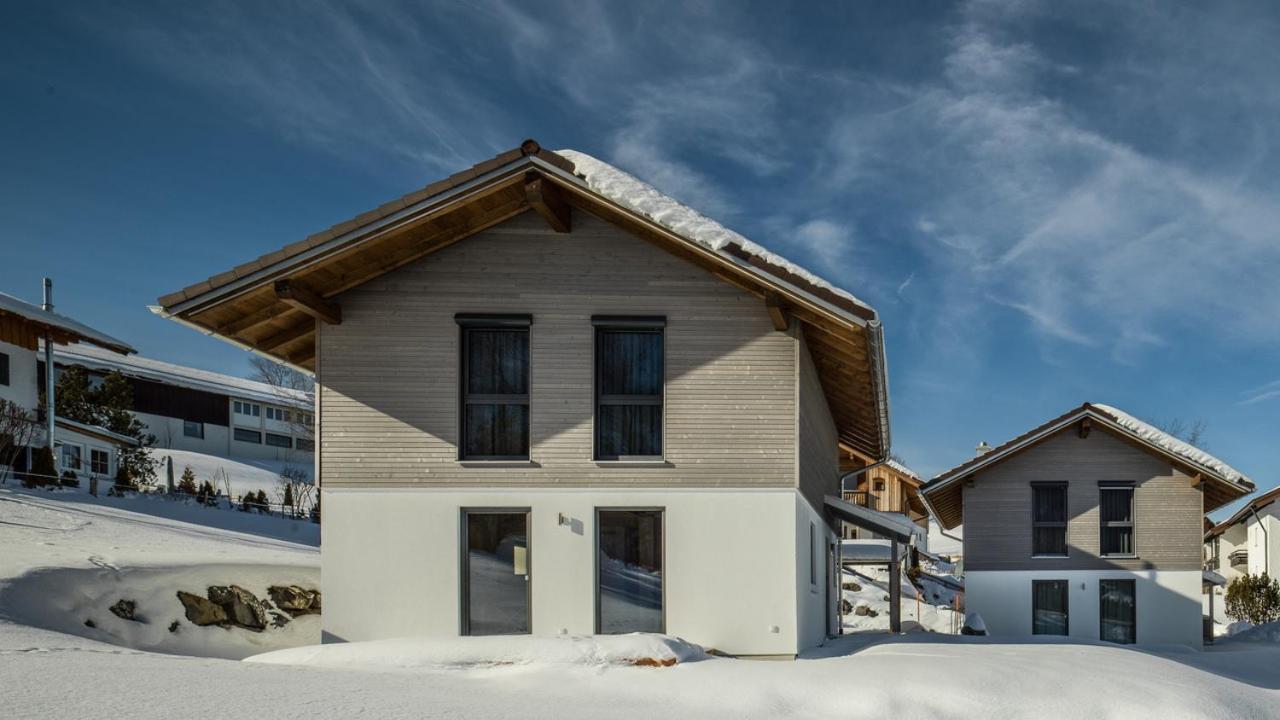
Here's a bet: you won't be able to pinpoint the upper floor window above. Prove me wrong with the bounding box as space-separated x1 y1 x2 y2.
457 315 531 460
1099 483 1135 556
234 401 260 417
299 412 313 426
184 420 204 438
0 351 9 386
1032 483 1068 556
593 317 664 461
266 407 291 422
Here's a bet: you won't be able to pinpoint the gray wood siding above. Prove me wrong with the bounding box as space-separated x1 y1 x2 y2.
319 209 799 488
797 330 839 519
963 429 1204 571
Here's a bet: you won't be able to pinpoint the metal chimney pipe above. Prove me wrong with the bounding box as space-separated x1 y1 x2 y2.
42 278 55 451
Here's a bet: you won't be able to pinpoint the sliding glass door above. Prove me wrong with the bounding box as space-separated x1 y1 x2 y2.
597 509 664 634
461 510 530 636
1099 579 1136 644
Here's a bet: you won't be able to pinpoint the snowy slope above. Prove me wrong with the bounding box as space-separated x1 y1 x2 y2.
152 448 310 503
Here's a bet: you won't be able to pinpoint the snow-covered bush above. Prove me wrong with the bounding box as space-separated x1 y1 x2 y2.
1225 574 1280 626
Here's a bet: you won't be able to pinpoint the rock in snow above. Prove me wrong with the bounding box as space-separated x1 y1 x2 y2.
109 599 139 622
177 591 229 627
207 585 270 632
268 585 322 617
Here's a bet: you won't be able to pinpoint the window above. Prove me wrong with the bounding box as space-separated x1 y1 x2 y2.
873 479 885 492
809 522 817 587
1099 484 1135 556
59 444 82 471
0 351 8 386
1032 483 1068 556
1032 580 1069 635
597 509 663 633
458 315 531 460
234 401 260 417
299 413 313 426
233 428 262 444
461 510 530 635
90 449 109 475
266 407 292 422
296 438 315 452
265 433 292 448
1099 579 1136 644
594 317 664 460
183 420 204 438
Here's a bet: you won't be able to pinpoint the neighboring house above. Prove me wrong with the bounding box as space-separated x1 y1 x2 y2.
154 140 895 657
920 403 1253 646
44 343 314 467
1205 485 1280 586
0 288 137 481
841 457 928 543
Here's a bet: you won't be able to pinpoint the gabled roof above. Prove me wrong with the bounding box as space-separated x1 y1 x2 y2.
1206 484 1280 539
0 291 133 355
52 343 311 410
153 139 890 460
55 416 142 447
920 402 1255 529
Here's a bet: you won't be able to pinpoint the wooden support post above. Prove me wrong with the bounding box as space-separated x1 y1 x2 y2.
765 292 790 332
889 537 901 634
525 175 570 233
274 280 341 325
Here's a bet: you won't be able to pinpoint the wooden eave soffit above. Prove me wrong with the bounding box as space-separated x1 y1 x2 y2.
1078 417 1091 438
764 291 790 332
525 174 570 233
274 279 341 325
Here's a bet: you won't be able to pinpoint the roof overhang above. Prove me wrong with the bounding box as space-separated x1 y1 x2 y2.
154 141 891 460
825 494 921 543
55 416 142 447
1205 485 1280 540
0 292 133 355
921 403 1255 530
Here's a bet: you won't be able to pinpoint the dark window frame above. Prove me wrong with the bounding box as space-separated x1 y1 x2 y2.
233 427 262 444
1098 482 1136 558
0 351 9 386
90 448 109 475
592 316 666 461
1032 579 1070 636
183 420 204 439
456 314 532 461
1099 578 1137 644
595 506 666 635
265 432 292 448
459 507 531 636
1031 482 1069 557
296 438 315 452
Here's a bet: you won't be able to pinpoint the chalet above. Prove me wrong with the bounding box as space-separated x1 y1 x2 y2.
840 457 928 542
920 402 1254 646
45 343 314 466
155 140 897 657
1205 485 1280 589
0 285 138 482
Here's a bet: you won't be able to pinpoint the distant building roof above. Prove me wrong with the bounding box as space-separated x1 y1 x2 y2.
1206 484 1280 540
51 343 311 410
55 416 142 447
0 291 134 355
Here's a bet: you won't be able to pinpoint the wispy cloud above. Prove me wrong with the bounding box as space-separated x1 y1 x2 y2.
1240 380 1280 406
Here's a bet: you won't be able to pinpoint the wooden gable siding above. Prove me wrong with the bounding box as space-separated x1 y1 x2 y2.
0 313 40 351
318 209 799 488
963 428 1203 571
797 328 839 518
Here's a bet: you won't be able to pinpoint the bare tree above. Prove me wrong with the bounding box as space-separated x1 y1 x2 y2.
276 465 314 518
248 355 316 446
1156 417 1208 447
0 400 39 485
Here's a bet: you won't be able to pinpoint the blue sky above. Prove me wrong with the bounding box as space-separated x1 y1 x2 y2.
2 1 1276 515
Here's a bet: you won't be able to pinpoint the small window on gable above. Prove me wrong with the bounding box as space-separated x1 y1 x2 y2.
1032 483 1068 556
457 315 531 460
594 317 664 461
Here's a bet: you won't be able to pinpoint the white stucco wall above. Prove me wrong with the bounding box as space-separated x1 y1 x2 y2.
795 495 838 650
0 339 38 411
1245 508 1279 578
322 487 814 657
53 426 118 479
965 569 1202 646
138 410 313 468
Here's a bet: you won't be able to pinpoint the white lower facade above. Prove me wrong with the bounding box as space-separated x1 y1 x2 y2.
139 410 314 468
965 569 1202 647
321 486 838 657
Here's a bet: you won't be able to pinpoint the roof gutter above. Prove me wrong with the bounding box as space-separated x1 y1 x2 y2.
148 305 315 377
866 319 891 460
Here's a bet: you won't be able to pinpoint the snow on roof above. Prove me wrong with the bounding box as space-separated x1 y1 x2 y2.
884 459 919 481
0 291 134 354
52 343 312 409
55 416 142 447
1091 404 1251 487
556 150 873 316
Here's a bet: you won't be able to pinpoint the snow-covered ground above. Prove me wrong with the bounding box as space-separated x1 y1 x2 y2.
1 485 1278 719
151 448 311 503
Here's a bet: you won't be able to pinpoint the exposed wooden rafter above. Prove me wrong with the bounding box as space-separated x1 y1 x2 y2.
525 174 570 233
765 292 790 332
257 322 314 352
274 279 342 325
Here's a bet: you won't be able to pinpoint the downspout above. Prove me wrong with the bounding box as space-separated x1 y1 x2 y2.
42 278 55 453
1249 506 1269 576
